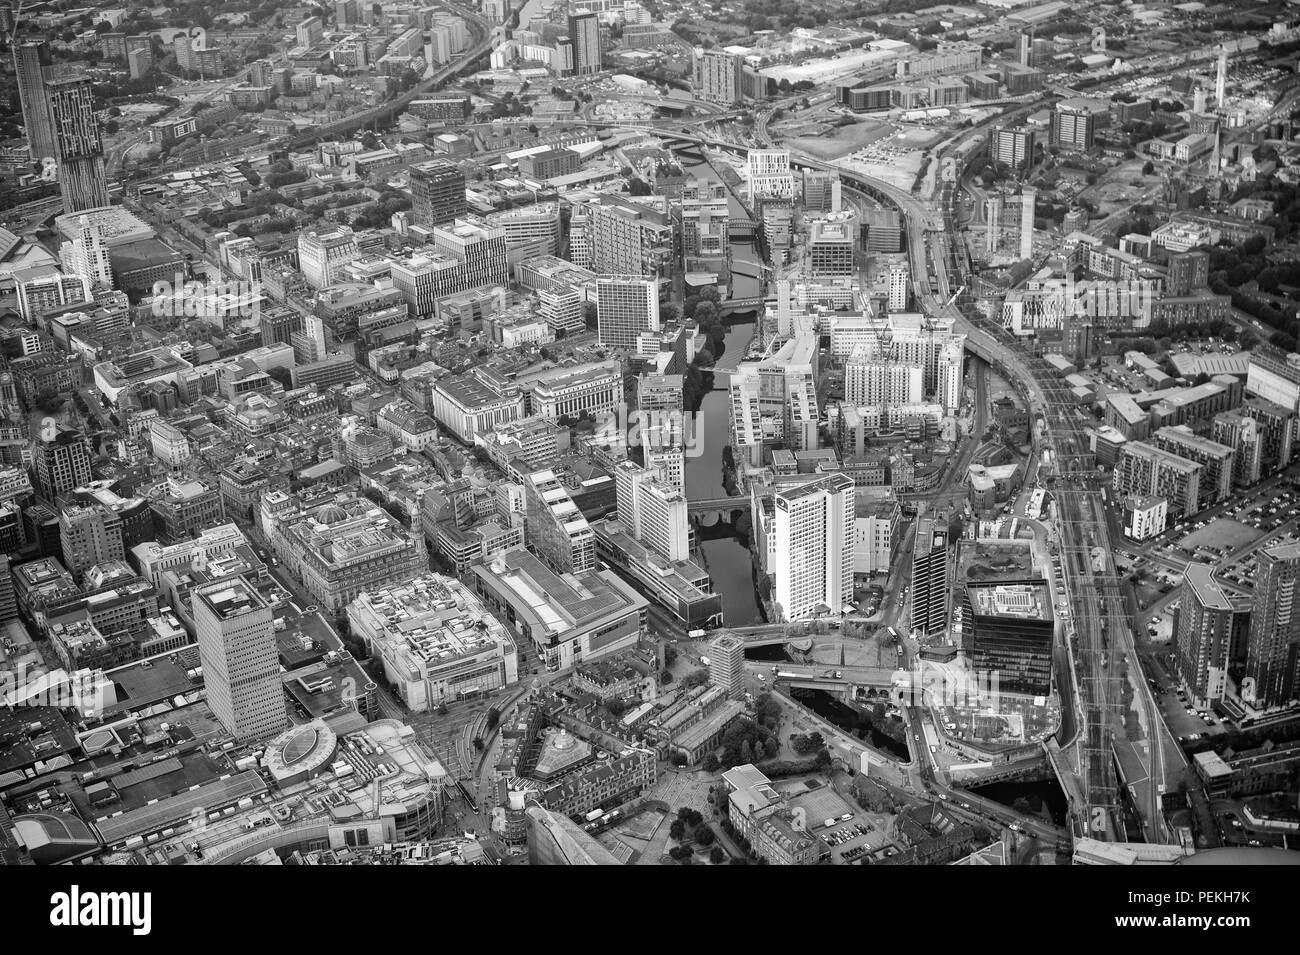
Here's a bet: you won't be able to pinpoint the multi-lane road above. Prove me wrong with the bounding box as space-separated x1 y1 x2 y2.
920 154 1177 844
753 94 1178 841
578 117 1168 840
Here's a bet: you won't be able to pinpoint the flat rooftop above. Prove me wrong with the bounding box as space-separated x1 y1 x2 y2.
198 579 265 620
968 581 1051 621
777 473 855 502
474 548 645 639
1185 563 1234 612
352 574 509 665
95 770 268 846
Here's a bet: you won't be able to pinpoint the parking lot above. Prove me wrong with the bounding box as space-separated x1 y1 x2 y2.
779 777 903 864
1153 683 1226 743
1125 479 1300 596
1210 797 1297 849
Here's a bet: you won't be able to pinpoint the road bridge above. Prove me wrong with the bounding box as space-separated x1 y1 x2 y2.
687 495 749 514
923 139 1179 845
716 296 766 314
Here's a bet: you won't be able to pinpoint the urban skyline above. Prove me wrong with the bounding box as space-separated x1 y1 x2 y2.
0 0 1296 888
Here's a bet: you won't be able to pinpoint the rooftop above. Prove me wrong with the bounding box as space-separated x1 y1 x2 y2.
967 581 1051 621
285 497 418 571
473 547 646 640
350 574 512 666
197 578 266 621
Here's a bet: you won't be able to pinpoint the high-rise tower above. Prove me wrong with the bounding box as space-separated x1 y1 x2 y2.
1215 47 1227 108
567 10 600 76
194 578 288 741
14 40 57 163
45 76 108 214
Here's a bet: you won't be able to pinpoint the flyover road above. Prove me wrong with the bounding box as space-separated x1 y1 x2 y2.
906 707 1069 847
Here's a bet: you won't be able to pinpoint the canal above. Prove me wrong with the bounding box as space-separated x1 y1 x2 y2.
790 688 912 761
689 318 761 626
678 150 764 626
967 778 1070 828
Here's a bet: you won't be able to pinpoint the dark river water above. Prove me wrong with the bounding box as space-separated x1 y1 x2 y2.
967 779 1070 827
679 152 763 625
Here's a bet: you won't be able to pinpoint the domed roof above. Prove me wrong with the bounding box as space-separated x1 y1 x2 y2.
317 504 348 525
282 726 321 766
264 718 337 783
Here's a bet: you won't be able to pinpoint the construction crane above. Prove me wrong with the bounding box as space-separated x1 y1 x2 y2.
875 315 896 427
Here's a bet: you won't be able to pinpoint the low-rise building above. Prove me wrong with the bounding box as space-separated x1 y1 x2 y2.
725 764 821 865
348 573 519 711
261 492 428 613
471 546 646 672
1122 494 1167 541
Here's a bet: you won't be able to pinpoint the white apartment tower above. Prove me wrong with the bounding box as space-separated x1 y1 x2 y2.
1019 187 1035 261
830 313 966 412
615 460 690 561
1215 47 1227 107
596 275 660 349
845 359 923 407
538 286 584 335
745 149 796 201
888 261 909 311
772 474 854 621
62 214 113 291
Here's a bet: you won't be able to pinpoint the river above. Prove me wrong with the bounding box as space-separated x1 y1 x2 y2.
789 688 912 761
967 779 1069 828
690 319 761 626
678 151 765 625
